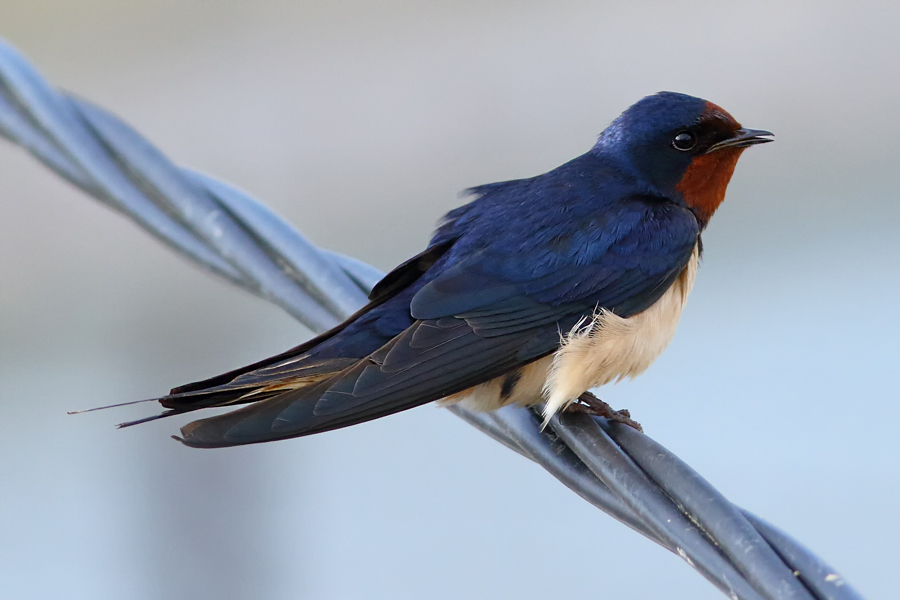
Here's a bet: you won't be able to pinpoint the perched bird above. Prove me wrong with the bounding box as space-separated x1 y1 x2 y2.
126 91 772 447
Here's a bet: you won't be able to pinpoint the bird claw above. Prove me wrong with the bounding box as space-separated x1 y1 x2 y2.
567 392 643 432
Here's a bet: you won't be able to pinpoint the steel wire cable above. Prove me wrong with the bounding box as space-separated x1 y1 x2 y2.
0 39 864 600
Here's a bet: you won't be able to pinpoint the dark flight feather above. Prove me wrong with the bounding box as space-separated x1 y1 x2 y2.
152 239 461 415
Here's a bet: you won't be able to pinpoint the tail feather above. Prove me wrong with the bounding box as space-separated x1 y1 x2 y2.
159 358 357 410
176 349 433 448
95 241 461 442
118 409 185 428
81 358 357 431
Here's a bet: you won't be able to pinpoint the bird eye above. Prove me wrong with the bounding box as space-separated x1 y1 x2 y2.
672 131 696 151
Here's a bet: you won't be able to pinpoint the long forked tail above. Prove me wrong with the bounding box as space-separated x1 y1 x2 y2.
173 366 437 449
70 397 199 428
77 241 461 439
89 357 358 429
173 346 430 447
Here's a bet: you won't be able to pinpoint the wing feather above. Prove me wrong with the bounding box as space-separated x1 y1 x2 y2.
176 199 700 447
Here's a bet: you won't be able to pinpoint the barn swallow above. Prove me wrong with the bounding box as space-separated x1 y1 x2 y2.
123 91 772 447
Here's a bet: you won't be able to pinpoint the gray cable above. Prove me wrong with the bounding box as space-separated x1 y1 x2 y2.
0 38 864 600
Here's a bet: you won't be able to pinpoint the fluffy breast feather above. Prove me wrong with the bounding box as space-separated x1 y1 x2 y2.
542 243 699 422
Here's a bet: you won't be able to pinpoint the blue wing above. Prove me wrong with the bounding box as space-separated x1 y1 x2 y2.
175 194 699 447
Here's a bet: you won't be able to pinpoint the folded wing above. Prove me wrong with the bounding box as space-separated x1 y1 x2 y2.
176 199 699 447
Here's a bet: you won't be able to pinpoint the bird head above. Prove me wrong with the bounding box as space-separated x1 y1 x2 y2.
594 91 773 227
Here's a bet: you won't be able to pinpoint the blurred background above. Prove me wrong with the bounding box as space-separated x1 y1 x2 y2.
1 1 898 598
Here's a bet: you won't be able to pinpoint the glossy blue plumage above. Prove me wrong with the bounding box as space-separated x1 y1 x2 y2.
160 91 766 447
316 149 697 361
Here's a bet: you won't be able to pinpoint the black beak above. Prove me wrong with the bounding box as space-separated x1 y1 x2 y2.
706 128 774 153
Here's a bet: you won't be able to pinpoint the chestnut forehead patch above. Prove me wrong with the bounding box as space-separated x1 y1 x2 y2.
700 101 741 131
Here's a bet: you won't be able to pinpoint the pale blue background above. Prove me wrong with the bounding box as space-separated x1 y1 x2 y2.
1 1 898 599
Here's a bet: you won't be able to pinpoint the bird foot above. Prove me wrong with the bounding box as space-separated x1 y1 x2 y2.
567 392 643 432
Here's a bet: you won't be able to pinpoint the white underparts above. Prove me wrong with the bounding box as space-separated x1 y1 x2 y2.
443 243 699 426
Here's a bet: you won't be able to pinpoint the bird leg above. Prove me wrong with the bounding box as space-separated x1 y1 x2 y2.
567 391 643 432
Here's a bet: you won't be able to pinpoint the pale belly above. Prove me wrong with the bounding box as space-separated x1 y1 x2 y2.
442 244 699 423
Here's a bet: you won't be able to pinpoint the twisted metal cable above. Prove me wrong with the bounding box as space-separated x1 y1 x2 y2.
0 39 863 600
